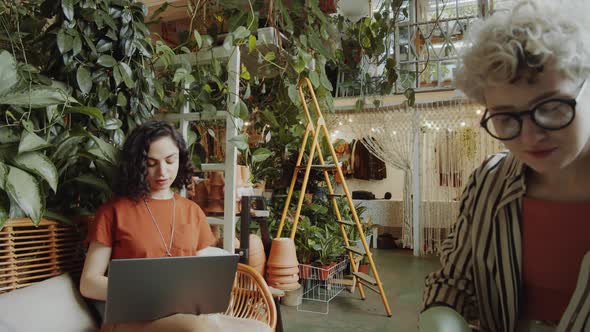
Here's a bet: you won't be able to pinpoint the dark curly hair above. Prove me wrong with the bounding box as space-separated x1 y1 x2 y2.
114 120 195 200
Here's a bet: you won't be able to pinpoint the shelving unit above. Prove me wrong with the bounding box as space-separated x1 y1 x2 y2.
155 45 241 252
152 24 288 252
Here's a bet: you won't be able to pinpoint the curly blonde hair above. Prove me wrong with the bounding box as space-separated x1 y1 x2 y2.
456 0 590 104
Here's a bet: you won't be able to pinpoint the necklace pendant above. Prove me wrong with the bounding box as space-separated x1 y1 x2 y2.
166 252 172 257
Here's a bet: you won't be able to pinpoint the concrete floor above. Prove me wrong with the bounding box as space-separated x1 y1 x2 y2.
280 249 441 332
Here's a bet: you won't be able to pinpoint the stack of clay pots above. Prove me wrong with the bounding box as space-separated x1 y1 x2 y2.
188 176 209 210
206 171 224 214
265 238 300 291
248 234 266 276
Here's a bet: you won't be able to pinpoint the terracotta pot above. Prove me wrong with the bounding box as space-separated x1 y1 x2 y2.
266 265 299 276
267 238 299 268
267 274 299 284
267 281 301 291
358 264 370 274
189 177 209 209
207 199 224 214
216 237 241 249
249 247 265 259
208 185 224 200
254 181 266 191
240 165 251 185
249 249 265 260
319 0 337 14
248 234 265 255
251 262 265 276
299 265 312 279
319 262 337 280
304 193 313 205
249 251 266 269
209 171 225 186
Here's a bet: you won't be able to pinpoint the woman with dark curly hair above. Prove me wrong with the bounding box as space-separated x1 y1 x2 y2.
113 120 196 201
79 121 217 328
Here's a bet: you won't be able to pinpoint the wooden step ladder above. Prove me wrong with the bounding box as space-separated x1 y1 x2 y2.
275 77 392 317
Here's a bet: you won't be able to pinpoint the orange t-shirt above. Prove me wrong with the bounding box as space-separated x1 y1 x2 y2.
87 193 216 259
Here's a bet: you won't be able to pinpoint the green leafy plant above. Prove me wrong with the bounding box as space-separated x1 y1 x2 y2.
33 0 165 146
293 216 321 264
337 1 417 100
0 50 111 228
311 224 344 266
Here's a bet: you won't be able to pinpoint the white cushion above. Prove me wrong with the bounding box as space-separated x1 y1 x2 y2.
0 273 99 332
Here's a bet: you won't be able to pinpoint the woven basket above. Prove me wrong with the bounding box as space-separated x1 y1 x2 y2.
0 218 86 294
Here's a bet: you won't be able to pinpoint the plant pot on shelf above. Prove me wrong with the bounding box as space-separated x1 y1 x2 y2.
207 198 224 214
207 187 223 200
207 175 224 214
189 177 209 210
209 171 225 186
239 165 252 187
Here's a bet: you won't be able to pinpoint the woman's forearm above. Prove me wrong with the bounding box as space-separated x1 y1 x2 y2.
80 274 108 301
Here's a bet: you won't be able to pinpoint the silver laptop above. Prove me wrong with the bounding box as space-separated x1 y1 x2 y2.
104 255 239 324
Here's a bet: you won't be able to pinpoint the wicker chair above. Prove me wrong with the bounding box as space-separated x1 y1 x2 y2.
0 219 276 330
0 218 86 293
226 263 277 329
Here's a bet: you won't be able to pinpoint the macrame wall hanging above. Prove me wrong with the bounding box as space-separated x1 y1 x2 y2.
327 99 504 255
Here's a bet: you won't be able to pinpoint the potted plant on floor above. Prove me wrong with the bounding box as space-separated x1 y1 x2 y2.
357 256 370 274
312 224 345 280
293 216 321 279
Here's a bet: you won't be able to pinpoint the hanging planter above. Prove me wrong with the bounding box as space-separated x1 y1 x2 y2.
341 38 364 66
338 0 371 23
319 0 337 14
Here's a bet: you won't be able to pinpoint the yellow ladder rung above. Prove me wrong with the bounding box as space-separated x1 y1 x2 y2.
352 271 377 285
345 246 366 256
336 220 355 227
358 281 381 294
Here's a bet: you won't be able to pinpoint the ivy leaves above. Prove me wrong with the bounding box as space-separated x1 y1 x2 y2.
55 0 156 131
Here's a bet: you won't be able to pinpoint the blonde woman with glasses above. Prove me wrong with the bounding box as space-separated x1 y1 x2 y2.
420 1 590 331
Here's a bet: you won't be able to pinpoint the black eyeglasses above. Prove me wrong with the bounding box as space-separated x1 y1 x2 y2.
480 80 587 141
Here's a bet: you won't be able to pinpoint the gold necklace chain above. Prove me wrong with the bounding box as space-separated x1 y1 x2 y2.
144 195 176 257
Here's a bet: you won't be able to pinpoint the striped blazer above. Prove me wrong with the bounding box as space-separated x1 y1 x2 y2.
422 151 590 332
